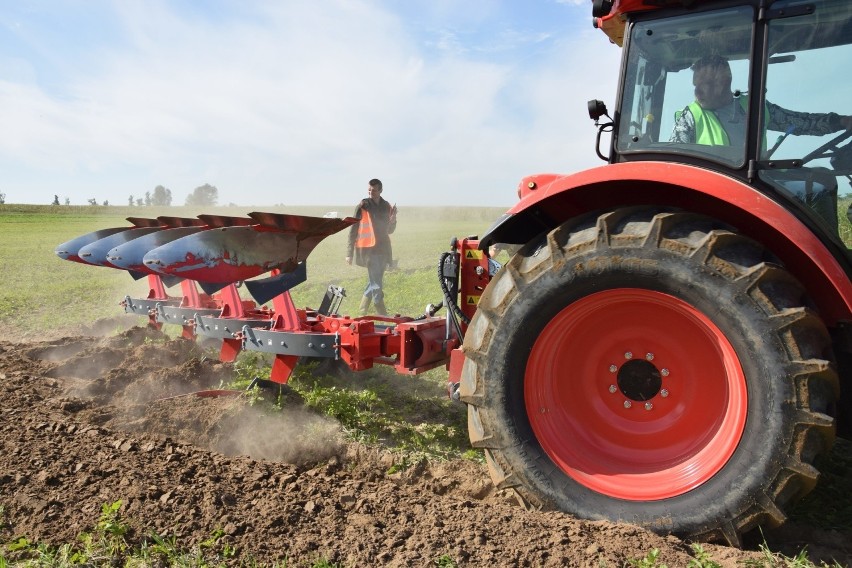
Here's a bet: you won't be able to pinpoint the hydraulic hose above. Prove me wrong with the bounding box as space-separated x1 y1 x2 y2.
438 251 468 342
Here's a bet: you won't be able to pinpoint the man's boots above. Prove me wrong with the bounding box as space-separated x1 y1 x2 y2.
359 295 371 315
374 300 387 316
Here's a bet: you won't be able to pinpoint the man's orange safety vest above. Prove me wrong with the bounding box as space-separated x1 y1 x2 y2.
355 210 376 248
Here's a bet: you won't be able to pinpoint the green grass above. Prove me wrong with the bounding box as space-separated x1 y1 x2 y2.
3 199 851 335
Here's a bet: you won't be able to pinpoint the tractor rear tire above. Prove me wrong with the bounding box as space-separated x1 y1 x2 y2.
460 207 838 545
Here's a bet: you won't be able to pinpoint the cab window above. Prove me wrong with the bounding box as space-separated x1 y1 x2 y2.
758 0 852 236
617 6 754 168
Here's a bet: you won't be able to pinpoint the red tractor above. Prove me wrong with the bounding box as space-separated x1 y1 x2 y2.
459 0 852 546
57 0 852 548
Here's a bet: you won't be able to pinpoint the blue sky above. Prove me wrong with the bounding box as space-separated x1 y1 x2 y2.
0 0 621 207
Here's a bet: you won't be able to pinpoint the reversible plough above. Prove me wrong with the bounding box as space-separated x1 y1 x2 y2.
56 212 490 389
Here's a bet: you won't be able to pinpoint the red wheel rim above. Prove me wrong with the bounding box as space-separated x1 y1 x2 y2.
525 288 747 500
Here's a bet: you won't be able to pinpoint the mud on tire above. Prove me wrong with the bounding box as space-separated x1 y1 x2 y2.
460 207 838 545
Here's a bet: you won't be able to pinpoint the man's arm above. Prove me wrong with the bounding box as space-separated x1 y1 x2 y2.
766 101 852 136
387 202 397 235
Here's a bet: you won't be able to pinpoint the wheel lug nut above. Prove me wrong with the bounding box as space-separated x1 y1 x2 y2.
660 389 669 397
624 351 633 359
661 368 670 377
609 365 618 373
644 402 653 410
608 384 617 394
645 352 654 361
623 400 632 409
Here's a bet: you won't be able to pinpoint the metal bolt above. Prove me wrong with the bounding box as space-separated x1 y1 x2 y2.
307 342 314 348
608 384 617 394
540 407 547 414
623 400 632 409
320 343 326 349
660 389 669 397
645 352 654 361
644 402 653 410
624 352 633 359
661 368 670 377
609 364 618 373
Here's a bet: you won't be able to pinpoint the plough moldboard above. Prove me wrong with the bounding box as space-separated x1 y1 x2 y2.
56 212 489 387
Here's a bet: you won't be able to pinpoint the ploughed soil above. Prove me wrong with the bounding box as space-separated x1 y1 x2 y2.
1 325 851 567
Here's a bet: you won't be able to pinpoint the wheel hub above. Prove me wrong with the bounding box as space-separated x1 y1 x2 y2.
617 359 662 402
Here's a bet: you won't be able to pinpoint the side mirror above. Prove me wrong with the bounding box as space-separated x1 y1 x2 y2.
587 100 613 163
588 99 609 122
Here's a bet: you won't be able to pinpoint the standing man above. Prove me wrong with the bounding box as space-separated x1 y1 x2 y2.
346 178 397 315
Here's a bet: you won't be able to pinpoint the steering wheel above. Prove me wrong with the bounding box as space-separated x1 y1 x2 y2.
800 128 852 167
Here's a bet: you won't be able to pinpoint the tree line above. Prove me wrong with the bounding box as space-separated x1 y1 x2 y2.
44 184 219 207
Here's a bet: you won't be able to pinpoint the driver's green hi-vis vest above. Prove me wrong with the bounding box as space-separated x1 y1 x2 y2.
684 96 768 149
688 100 736 145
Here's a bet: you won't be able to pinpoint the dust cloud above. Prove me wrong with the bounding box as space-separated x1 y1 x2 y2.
31 327 346 467
213 405 345 464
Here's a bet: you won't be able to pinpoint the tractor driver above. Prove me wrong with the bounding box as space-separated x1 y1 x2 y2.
670 55 852 146
670 55 852 230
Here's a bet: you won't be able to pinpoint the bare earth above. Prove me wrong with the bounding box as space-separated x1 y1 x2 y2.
1 326 851 567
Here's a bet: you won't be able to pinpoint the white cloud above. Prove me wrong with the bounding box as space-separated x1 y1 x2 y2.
0 0 621 207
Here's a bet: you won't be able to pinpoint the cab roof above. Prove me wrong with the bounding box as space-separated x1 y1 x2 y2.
594 0 724 46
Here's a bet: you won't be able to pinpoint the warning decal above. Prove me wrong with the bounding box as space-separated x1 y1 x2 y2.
465 250 483 259
466 295 481 305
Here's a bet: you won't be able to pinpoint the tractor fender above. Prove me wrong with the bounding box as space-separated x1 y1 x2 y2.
482 161 852 325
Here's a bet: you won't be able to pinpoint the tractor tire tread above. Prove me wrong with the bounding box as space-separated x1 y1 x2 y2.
463 207 838 544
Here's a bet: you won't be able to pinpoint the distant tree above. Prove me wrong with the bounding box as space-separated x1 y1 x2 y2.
52 195 60 206
64 197 70 205
135 198 144 206
144 191 151 206
87 198 97 206
128 195 135 206
185 183 218 207
0 192 5 205
103 200 109 206
151 185 173 206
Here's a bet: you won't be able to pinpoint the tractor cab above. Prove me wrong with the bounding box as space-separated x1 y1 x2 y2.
596 0 852 247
